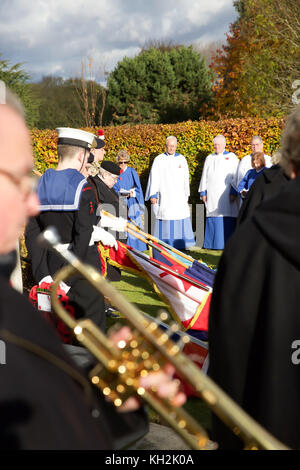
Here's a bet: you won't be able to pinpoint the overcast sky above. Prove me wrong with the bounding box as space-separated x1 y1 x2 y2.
0 0 237 82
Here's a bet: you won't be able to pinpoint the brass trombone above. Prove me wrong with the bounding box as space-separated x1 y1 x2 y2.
39 227 289 451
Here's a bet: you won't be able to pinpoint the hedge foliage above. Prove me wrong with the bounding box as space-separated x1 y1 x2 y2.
31 117 285 204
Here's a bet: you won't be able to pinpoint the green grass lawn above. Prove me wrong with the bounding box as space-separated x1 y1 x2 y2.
110 247 222 439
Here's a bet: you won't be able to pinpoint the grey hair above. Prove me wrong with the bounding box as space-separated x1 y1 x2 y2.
116 149 130 162
250 135 263 144
1 84 25 117
280 106 300 175
98 166 106 177
99 166 113 179
213 134 226 145
271 150 282 165
166 136 177 145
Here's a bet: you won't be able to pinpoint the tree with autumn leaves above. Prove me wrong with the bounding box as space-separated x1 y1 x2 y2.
211 0 300 119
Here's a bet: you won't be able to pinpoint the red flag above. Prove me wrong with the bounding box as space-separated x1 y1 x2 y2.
97 241 142 277
128 250 211 332
97 241 211 333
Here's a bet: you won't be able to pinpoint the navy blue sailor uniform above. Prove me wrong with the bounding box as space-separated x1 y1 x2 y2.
25 168 106 332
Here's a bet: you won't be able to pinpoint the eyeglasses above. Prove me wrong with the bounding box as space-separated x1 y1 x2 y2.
118 161 128 165
0 168 38 198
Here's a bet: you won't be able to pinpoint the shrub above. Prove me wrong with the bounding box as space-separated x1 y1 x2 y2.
31 117 285 205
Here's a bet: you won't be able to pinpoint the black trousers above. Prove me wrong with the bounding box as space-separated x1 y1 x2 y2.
68 278 106 332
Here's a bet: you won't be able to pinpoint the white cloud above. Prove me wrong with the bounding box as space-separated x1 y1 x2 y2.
0 0 237 81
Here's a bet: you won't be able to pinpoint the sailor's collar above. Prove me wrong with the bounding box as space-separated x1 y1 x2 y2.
38 168 87 212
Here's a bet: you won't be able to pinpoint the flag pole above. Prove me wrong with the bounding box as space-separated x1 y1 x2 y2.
126 227 189 269
101 210 196 263
130 249 211 291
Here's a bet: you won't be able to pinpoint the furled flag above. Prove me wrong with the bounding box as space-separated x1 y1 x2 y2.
128 249 211 338
150 240 216 287
97 241 212 339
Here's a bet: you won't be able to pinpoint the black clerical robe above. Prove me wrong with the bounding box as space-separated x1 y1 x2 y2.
209 175 300 449
236 164 289 227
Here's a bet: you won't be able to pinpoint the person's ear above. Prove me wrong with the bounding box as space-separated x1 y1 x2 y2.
290 162 298 179
78 150 85 164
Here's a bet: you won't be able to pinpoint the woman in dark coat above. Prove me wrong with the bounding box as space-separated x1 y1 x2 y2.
88 161 127 282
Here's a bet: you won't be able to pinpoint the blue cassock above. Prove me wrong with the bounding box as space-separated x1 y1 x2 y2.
238 167 265 195
114 167 146 251
38 168 86 211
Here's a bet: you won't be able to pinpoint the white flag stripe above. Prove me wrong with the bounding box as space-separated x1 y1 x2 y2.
129 252 205 323
151 276 200 322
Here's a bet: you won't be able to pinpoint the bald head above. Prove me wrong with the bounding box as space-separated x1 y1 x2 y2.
0 105 33 173
0 104 38 253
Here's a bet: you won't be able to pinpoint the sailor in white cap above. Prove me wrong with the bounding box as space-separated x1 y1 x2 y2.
25 128 117 332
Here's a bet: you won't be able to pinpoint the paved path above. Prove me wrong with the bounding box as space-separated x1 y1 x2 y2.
133 423 190 450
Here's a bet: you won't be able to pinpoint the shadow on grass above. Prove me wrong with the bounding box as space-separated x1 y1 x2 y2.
119 272 160 296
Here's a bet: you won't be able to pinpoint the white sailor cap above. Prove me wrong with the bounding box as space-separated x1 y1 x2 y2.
97 129 105 140
56 127 96 150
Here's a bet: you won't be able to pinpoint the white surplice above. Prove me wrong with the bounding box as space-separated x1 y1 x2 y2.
145 153 190 220
198 151 239 217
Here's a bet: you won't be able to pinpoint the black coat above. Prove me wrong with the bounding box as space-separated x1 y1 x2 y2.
0 274 148 449
208 175 300 449
89 175 128 230
25 181 105 330
89 176 127 282
236 164 289 227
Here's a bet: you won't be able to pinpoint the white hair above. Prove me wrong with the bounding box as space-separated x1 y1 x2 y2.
166 136 177 145
213 134 226 145
251 135 263 144
98 166 107 177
